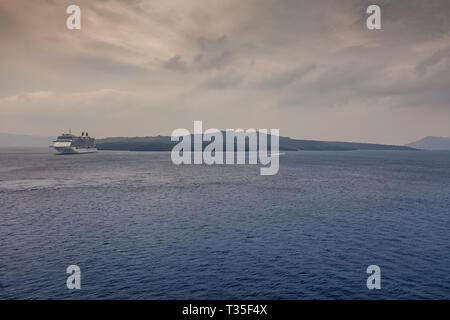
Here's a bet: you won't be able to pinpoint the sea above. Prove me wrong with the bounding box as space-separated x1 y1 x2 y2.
0 148 449 299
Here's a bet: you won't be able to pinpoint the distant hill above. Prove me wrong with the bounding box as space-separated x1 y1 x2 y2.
0 132 418 151
0 133 53 147
406 136 450 150
97 134 415 151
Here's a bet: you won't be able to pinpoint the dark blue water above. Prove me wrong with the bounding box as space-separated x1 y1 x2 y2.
1 148 449 299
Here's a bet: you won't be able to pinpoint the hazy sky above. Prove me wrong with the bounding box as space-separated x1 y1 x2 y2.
1 0 449 144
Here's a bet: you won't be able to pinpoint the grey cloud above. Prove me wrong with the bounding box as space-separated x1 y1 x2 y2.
197 35 228 51
416 48 450 76
381 0 450 43
73 55 149 75
163 51 234 72
163 55 188 71
201 73 243 90
259 65 317 90
194 51 233 70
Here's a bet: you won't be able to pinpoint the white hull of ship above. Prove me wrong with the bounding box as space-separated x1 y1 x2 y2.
53 146 98 154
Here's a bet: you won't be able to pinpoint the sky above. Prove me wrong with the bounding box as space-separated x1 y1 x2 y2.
0 0 449 144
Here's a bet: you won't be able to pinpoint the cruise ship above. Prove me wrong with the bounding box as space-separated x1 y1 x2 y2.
52 131 97 154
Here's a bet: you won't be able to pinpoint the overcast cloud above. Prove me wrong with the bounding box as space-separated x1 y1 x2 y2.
0 0 449 144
